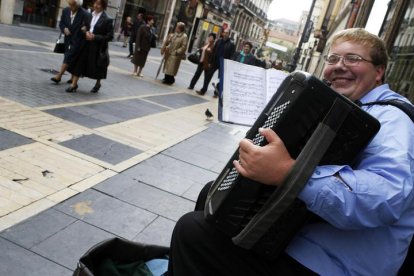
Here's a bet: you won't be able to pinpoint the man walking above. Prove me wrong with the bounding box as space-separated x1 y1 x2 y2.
127 13 144 58
196 28 235 96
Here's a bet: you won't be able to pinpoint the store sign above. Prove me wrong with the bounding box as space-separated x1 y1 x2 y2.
203 22 210 31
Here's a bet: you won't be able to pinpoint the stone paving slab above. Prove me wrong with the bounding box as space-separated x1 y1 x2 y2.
0 237 72 276
163 123 248 172
94 174 195 221
45 108 109 128
59 133 142 165
143 93 209 109
122 153 218 197
0 128 34 150
30 220 114 270
0 208 76 249
133 216 176 247
46 98 170 128
54 189 157 240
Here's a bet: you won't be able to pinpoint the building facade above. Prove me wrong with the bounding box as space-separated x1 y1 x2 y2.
296 0 414 102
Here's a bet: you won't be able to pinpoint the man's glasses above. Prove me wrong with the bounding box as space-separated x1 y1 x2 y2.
324 54 373 66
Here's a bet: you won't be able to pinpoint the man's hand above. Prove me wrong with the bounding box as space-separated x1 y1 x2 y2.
233 128 295 186
64 27 70 36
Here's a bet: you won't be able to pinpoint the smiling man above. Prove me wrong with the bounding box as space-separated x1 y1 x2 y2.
167 28 414 275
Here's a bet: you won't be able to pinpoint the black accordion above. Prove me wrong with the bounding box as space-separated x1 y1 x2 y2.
204 71 381 259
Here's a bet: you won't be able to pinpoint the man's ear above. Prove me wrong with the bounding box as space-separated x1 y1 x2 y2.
376 65 386 84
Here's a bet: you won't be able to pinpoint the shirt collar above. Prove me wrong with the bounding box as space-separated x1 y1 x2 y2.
92 11 103 17
358 84 391 104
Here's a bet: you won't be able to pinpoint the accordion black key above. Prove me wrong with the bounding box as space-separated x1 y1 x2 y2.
204 71 381 259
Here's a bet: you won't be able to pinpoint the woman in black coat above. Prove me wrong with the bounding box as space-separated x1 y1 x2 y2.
51 0 90 84
66 0 114 93
131 15 155 77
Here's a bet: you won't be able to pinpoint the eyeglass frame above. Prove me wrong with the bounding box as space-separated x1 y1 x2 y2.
324 54 374 66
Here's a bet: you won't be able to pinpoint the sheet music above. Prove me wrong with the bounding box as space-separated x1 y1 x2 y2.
222 59 287 126
266 69 288 103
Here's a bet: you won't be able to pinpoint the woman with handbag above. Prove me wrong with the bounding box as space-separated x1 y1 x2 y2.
66 0 114 93
131 15 155 77
161 22 188 85
188 32 216 90
50 0 90 84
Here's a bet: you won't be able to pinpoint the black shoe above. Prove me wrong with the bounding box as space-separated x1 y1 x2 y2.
196 90 205 95
127 54 132 58
90 84 101 93
51 77 61 84
187 86 194 90
66 79 73 84
212 82 219 94
65 85 78 93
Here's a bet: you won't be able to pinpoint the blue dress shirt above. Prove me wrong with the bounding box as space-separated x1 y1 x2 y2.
286 84 414 275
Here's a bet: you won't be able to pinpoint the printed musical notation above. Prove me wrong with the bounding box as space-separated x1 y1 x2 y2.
222 60 287 126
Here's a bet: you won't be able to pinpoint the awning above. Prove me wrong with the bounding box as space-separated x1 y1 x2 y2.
265 41 288 52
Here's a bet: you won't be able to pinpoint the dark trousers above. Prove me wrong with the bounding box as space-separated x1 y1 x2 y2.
189 63 205 89
200 65 218 93
168 182 317 276
129 40 134 55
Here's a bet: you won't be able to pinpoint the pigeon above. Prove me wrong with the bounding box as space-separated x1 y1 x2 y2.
205 108 214 120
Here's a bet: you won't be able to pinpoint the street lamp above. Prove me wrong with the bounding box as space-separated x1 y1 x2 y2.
287 0 317 72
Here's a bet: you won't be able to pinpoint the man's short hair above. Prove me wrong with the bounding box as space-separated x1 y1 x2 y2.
329 28 388 68
97 0 107 10
244 41 253 49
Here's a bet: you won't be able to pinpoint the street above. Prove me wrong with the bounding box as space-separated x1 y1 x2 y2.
0 23 248 275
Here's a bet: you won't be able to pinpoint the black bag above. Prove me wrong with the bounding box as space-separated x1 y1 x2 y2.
188 49 201 64
151 34 157 48
73 237 169 276
53 33 65 54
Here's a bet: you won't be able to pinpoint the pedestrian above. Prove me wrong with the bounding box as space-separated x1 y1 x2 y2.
196 28 235 96
232 41 257 65
131 15 155 77
128 13 144 58
187 32 216 90
66 0 114 93
50 0 91 84
120 16 133 47
160 22 188 85
168 28 414 275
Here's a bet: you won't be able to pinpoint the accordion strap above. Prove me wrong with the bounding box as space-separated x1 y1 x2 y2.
361 99 414 123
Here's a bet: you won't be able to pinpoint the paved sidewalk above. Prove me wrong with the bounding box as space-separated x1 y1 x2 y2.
0 23 248 275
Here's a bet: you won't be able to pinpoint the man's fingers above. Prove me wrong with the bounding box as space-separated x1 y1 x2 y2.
239 138 255 154
259 128 280 144
233 160 247 176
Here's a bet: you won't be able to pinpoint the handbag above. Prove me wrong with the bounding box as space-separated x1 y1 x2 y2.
73 237 169 276
53 33 65 54
151 34 157 48
188 49 200 64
